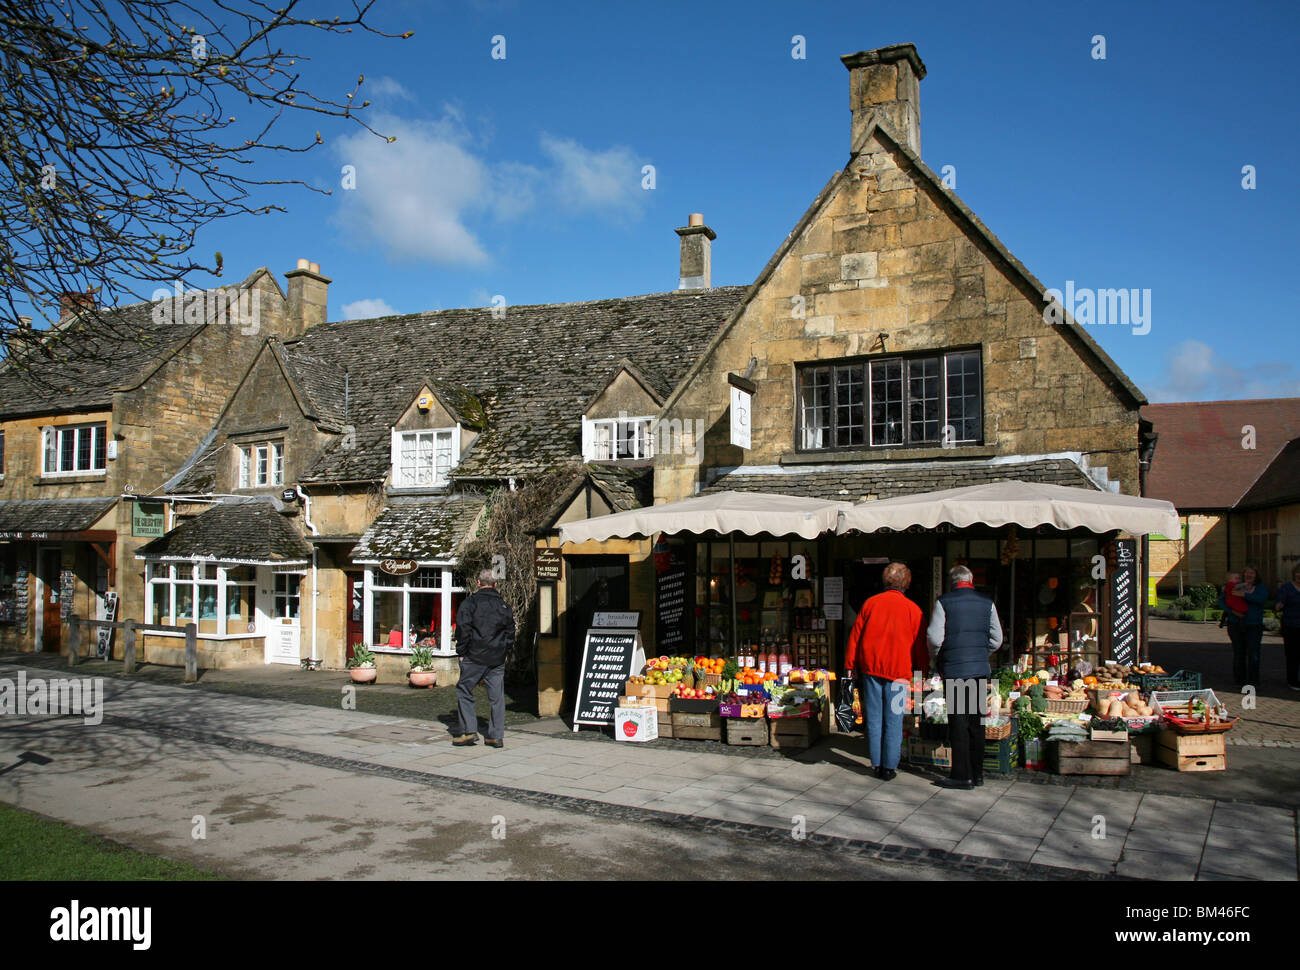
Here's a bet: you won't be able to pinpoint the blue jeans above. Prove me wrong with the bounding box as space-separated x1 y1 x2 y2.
858 675 906 770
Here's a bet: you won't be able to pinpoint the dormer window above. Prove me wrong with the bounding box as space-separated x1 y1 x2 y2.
392 428 459 487
583 415 654 461
237 441 284 488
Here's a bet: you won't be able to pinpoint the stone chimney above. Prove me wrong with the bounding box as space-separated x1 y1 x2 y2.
675 214 715 290
841 43 926 157
284 258 330 334
58 289 97 322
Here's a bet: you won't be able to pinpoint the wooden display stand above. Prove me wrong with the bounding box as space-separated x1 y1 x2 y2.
1047 738 1132 776
1155 729 1226 772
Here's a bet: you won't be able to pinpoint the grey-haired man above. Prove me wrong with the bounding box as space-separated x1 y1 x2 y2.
452 569 516 747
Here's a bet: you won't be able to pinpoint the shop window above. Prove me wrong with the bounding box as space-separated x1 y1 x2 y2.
238 441 284 488
146 561 261 637
582 416 654 461
43 423 107 475
391 429 458 487
366 565 466 653
273 572 301 619
797 350 982 450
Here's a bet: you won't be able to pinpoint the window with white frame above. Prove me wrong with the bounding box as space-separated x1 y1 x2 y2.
43 423 107 475
391 428 458 488
583 415 654 461
237 441 284 488
146 562 258 637
366 565 466 654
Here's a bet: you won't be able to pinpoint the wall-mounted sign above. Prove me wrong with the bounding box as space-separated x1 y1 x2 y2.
534 548 562 582
592 611 640 628
131 502 165 538
380 558 419 576
281 489 298 503
1109 539 1138 666
728 373 755 450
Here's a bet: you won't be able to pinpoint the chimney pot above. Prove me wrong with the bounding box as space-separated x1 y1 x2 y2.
308 261 320 275
296 258 310 270
675 215 716 291
841 43 926 157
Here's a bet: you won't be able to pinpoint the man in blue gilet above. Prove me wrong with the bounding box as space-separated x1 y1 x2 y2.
927 565 1003 790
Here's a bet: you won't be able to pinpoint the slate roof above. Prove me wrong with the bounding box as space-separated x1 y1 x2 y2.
587 463 655 511
0 270 273 419
351 496 487 561
702 458 1096 502
1237 438 1300 510
0 497 117 534
1143 399 1300 510
135 497 311 564
281 288 746 484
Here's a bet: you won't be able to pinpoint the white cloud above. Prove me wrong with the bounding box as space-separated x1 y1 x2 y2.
1147 339 1300 402
332 113 643 266
540 133 644 217
361 76 413 103
340 297 397 320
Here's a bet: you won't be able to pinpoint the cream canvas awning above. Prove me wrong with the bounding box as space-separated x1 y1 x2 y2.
557 490 853 543
836 480 1180 538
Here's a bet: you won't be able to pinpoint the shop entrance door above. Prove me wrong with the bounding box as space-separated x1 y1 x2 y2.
564 556 629 717
345 572 364 664
38 548 62 652
262 570 302 664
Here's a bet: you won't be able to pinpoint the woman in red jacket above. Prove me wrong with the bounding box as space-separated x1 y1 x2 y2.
846 562 925 781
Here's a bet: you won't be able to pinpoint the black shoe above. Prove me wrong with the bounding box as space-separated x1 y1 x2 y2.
873 765 884 779
973 778 984 787
880 768 897 781
938 778 974 790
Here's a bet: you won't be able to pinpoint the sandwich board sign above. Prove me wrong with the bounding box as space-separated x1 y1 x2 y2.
573 622 644 732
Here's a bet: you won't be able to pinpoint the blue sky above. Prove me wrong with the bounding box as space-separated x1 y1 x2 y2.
102 0 1300 402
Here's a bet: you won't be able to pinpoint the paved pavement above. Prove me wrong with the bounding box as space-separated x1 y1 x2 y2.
1 656 1296 881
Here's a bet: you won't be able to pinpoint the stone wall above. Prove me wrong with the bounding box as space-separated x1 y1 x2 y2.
656 128 1142 505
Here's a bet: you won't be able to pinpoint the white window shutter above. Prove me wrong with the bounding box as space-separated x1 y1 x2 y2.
581 417 593 461
389 428 400 485
238 447 249 488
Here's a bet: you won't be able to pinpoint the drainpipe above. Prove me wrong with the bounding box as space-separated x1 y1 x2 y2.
296 484 318 662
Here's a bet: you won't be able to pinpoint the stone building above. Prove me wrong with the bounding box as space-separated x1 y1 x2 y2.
0 266 317 656
1143 398 1300 593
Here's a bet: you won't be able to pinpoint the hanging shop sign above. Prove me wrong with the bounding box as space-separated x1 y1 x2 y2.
380 558 419 576
534 548 562 582
728 373 755 450
131 501 166 538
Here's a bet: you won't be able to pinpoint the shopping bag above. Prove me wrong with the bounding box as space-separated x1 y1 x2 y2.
835 671 859 733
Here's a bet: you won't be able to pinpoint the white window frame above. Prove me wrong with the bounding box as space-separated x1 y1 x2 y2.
362 564 466 655
42 423 108 476
237 440 284 487
581 415 654 461
145 561 259 639
390 426 460 488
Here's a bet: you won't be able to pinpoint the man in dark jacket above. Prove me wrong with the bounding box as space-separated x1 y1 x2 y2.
452 569 516 747
927 565 1003 789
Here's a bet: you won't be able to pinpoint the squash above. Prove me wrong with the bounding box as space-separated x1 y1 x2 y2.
1107 698 1126 719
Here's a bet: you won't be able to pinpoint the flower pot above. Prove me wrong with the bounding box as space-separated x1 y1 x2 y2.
408 670 438 689
349 666 377 684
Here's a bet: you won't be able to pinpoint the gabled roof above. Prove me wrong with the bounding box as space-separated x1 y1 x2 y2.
539 463 655 529
135 496 311 564
351 496 487 561
659 112 1147 419
1238 438 1300 510
283 288 746 484
1144 398 1300 510
581 358 667 415
0 269 279 419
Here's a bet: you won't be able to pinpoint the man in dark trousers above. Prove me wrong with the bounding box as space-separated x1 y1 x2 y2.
927 565 1003 789
452 568 516 747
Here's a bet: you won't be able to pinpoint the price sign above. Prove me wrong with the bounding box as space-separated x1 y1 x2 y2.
573 627 642 729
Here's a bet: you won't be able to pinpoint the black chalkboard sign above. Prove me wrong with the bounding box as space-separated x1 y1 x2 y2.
573 628 640 729
655 546 687 653
1109 539 1138 665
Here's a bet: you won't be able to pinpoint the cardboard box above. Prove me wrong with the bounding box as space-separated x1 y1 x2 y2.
625 680 676 699
719 702 766 718
906 738 952 768
614 707 658 743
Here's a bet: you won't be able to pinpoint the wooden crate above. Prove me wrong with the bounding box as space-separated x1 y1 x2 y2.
1156 729 1226 772
657 714 674 739
672 711 721 741
1130 733 1156 764
1047 739 1131 776
770 716 821 750
725 718 768 746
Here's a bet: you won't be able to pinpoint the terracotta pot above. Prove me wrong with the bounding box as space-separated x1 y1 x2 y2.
349 666 378 684
408 670 438 689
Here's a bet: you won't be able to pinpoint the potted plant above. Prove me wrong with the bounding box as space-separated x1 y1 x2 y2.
348 644 378 683
407 645 438 688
